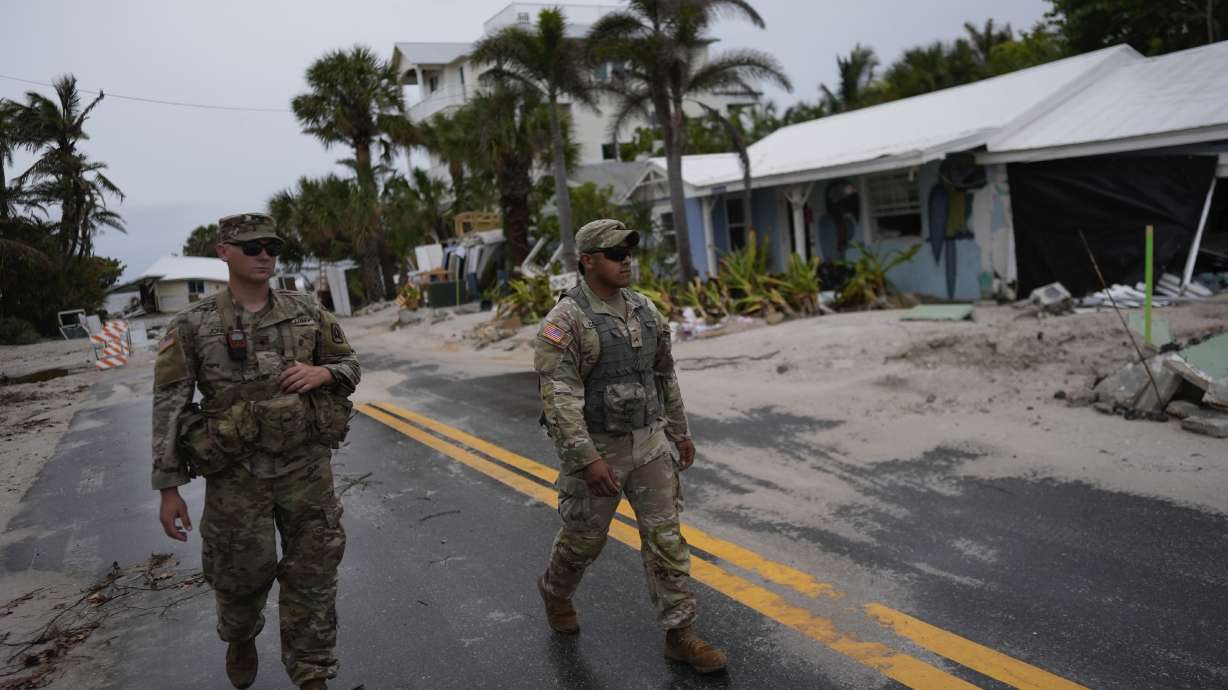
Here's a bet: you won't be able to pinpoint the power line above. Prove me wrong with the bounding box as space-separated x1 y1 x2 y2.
0 73 291 113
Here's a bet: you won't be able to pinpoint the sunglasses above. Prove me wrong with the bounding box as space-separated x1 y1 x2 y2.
591 246 633 262
227 239 284 257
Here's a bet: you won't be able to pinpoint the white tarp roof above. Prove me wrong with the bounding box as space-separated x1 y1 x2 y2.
652 45 1140 195
138 256 230 283
984 40 1228 162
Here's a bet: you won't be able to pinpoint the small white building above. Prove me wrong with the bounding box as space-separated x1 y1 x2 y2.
115 256 230 315
391 2 758 178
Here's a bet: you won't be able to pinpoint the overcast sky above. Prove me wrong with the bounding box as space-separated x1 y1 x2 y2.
2 0 1049 280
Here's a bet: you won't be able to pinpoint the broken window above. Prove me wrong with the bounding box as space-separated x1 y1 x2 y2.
866 171 921 241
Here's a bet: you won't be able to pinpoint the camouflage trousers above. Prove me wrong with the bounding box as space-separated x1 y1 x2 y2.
201 459 346 686
541 454 696 630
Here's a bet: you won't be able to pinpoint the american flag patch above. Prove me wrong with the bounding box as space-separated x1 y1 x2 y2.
158 328 177 353
539 321 570 348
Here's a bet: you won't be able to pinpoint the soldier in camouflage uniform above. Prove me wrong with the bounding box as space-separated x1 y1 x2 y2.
534 219 727 673
153 213 360 690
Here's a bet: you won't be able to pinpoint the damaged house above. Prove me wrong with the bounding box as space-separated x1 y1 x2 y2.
630 41 1228 301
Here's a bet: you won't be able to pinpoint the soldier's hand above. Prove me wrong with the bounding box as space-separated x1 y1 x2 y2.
159 488 192 541
279 362 334 394
675 439 696 471
583 457 620 497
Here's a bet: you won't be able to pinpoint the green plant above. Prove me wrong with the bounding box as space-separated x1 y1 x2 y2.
718 231 783 316
838 241 921 308
496 275 554 322
678 277 730 323
635 269 681 320
0 316 40 345
396 283 422 310
778 254 822 315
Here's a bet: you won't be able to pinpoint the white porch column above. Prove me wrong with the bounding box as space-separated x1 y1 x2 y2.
783 183 814 259
702 196 718 278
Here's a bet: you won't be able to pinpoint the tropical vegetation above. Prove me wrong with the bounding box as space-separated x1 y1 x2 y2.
471 7 595 272
0 76 126 341
587 0 791 284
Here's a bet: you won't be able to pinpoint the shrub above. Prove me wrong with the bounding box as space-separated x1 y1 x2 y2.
838 241 921 308
0 316 42 345
496 276 555 322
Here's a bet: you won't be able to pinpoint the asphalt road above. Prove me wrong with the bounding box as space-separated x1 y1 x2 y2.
3 354 1227 689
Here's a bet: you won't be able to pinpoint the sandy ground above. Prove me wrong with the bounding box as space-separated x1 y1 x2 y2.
353 297 1228 515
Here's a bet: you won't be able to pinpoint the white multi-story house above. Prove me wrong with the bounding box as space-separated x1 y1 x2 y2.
391 2 759 180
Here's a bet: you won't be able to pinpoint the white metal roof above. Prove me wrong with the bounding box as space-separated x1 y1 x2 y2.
657 45 1140 194
392 42 471 70
138 256 230 283
984 40 1228 162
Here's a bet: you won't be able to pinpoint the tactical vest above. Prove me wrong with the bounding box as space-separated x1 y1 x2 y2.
177 290 350 477
567 286 663 435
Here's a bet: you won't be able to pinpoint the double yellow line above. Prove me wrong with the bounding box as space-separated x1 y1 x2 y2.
357 402 1086 690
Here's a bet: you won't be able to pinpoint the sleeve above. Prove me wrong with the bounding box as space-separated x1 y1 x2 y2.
651 302 690 442
315 303 361 396
151 316 195 490
535 308 600 475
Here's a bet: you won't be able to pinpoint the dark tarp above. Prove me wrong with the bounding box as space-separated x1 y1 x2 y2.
1008 155 1218 296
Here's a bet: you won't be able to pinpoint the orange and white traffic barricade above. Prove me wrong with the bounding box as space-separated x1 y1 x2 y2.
91 319 132 370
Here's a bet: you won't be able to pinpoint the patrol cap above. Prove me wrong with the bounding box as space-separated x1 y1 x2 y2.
575 218 640 253
217 212 280 243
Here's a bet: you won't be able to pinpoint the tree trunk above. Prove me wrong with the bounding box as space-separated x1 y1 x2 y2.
549 100 577 272
358 238 383 307
663 108 695 283
449 160 467 215
379 237 399 300
498 159 533 270
353 139 386 301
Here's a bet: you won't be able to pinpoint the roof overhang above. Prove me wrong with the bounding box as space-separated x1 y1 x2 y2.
391 42 472 83
977 123 1228 165
668 131 992 198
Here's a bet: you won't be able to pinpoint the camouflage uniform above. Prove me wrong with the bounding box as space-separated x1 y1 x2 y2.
536 221 695 631
151 213 360 687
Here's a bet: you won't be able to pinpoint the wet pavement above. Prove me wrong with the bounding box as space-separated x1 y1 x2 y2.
3 355 1227 688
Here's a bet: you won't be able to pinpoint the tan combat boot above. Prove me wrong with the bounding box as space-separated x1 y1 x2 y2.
665 626 727 673
537 575 579 634
225 638 258 689
300 679 328 690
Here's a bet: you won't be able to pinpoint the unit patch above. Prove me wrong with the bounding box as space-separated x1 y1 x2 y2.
331 323 346 344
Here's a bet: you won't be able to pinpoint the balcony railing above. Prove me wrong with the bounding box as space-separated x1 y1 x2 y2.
408 85 469 122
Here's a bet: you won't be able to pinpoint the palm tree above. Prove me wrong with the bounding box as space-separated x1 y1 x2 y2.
965 19 1014 65
292 46 409 300
417 109 481 217
463 85 555 269
182 223 220 257
819 44 879 113
0 99 25 220
471 7 596 273
589 0 791 283
15 76 125 263
381 169 450 285
269 175 361 266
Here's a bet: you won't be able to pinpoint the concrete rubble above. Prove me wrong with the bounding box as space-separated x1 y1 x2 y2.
1089 331 1228 438
1029 282 1074 315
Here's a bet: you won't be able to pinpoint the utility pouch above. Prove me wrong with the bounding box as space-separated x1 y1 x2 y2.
207 400 260 454
603 382 649 433
307 391 353 448
177 405 233 477
251 394 309 453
